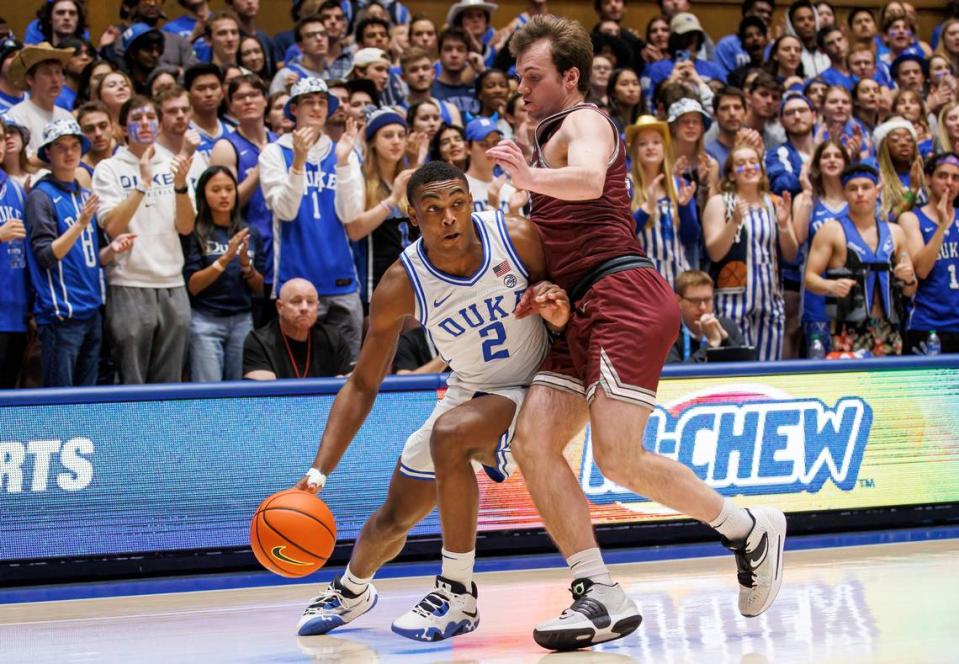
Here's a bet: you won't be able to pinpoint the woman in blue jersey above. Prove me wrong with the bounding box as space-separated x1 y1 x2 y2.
347 108 420 308
183 166 264 382
626 115 699 289
793 139 850 356
702 143 799 361
0 121 29 388
899 153 959 354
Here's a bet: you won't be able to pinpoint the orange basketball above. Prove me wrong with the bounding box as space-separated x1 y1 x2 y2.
250 489 337 578
717 261 747 289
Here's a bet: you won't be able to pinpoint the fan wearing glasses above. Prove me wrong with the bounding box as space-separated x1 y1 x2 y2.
666 269 745 363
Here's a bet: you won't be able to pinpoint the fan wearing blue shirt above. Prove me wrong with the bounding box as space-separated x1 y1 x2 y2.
0 121 29 388
817 25 854 90
185 63 234 161
714 1 774 80
641 13 723 109
23 120 131 387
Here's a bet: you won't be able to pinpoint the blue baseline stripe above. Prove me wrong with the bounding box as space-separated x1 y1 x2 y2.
399 251 428 325
495 210 529 279
2 526 956 605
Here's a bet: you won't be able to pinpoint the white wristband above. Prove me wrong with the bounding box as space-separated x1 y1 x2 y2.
306 468 327 489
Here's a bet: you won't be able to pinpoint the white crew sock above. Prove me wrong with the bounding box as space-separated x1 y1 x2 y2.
440 548 476 587
709 498 755 542
567 547 613 585
340 564 373 595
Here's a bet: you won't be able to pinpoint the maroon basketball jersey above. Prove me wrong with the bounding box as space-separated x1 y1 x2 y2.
529 103 646 291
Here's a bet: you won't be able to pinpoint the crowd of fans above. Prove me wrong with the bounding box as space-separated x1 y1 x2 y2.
0 0 958 388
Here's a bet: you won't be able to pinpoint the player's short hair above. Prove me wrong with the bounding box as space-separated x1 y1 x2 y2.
407 161 470 205
510 15 593 95
675 270 714 296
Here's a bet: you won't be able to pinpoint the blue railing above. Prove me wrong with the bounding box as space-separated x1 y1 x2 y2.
1 355 957 407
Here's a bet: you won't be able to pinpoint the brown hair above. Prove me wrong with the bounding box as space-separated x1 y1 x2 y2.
154 85 190 120
119 94 157 126
809 138 850 198
509 15 593 95
399 46 432 71
675 270 714 296
204 11 241 39
76 100 112 126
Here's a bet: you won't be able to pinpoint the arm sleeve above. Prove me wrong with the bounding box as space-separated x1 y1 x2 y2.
242 331 275 376
181 234 203 283
259 144 305 221
24 189 60 270
334 149 364 225
632 207 651 229
678 198 701 247
765 146 801 197
721 317 746 347
92 161 123 220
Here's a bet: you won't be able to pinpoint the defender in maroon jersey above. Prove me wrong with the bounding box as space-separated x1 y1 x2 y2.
488 15 788 652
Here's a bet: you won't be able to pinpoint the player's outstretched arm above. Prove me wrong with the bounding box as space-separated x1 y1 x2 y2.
295 263 414 492
486 110 614 201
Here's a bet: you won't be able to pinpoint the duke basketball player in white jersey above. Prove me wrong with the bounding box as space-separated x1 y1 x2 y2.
292 161 570 641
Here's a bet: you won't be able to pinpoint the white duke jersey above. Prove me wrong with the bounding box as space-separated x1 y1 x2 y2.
399 209 549 391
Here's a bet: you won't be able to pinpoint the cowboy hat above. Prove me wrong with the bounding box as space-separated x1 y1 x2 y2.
625 115 671 151
7 42 73 91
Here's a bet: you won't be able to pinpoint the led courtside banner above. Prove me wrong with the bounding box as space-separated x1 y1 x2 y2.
1 358 958 563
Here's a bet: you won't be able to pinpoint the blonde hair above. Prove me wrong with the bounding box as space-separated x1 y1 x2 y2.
629 130 678 229
877 130 923 222
363 126 409 210
937 101 959 152
936 18 959 67
721 142 770 194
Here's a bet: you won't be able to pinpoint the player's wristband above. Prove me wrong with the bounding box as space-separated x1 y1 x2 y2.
306 468 327 489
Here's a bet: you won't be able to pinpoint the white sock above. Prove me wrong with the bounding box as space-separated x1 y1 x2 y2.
709 498 754 542
440 548 476 587
567 547 613 585
340 564 373 595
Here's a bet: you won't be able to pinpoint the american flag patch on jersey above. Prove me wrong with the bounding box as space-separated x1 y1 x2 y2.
493 260 512 277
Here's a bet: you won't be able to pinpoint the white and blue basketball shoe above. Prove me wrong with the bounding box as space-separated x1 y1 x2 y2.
391 576 480 641
296 576 378 636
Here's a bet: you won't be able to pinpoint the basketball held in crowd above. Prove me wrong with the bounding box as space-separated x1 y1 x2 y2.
1 0 958 388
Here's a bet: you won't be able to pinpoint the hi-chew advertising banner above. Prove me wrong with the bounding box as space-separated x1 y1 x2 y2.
1 361 958 562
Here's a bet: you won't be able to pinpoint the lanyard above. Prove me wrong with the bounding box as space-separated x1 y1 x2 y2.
281 333 312 379
682 327 691 361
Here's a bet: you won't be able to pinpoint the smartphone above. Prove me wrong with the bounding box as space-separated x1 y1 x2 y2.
675 49 691 63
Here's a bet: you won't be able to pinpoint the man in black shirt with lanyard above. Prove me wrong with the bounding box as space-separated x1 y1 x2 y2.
243 278 352 379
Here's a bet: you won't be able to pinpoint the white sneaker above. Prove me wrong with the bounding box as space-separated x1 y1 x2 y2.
722 506 787 617
533 578 642 651
296 576 378 636
391 575 479 642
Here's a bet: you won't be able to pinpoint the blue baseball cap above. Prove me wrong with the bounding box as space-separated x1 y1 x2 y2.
283 77 339 121
122 23 164 53
37 118 90 163
465 116 501 142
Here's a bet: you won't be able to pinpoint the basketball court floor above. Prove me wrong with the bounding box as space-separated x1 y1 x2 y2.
1 533 956 664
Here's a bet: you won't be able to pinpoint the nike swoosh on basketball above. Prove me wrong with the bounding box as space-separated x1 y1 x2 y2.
462 609 478 618
434 293 453 307
745 532 768 567
271 545 313 566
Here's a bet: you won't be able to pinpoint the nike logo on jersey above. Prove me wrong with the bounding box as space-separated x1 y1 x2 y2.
270 545 313 566
434 293 453 307
53 196 62 204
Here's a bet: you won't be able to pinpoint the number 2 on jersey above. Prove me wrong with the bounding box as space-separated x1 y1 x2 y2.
479 322 510 361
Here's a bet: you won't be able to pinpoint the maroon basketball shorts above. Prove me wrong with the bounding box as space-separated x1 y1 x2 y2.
532 267 680 409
